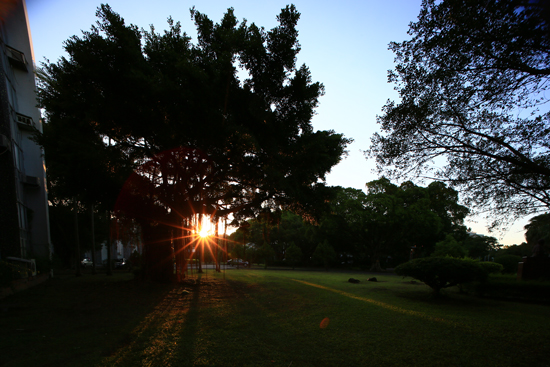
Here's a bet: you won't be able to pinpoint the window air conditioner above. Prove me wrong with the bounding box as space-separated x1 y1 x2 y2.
21 174 40 187
16 113 34 130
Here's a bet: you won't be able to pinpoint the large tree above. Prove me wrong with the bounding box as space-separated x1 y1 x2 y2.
524 213 550 245
36 5 350 281
367 0 550 227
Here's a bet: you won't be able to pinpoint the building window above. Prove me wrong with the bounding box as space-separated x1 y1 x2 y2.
5 45 28 72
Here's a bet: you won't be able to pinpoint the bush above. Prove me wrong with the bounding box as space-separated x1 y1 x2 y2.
478 261 504 274
472 274 550 302
34 255 57 274
395 257 488 294
0 261 28 288
461 258 503 275
432 234 467 258
494 255 522 274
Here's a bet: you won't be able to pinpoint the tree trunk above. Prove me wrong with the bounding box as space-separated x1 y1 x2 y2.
106 211 112 276
74 199 81 277
369 255 383 272
198 213 203 273
142 223 174 282
91 205 96 275
218 218 221 273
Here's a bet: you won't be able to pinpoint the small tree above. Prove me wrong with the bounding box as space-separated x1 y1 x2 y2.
257 242 276 269
395 257 488 295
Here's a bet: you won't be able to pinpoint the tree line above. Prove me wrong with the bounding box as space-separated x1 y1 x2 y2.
229 179 501 271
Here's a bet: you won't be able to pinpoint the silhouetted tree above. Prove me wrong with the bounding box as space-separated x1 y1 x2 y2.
367 0 550 227
36 5 350 281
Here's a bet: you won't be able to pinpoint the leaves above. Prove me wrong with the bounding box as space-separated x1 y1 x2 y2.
367 0 550 225
35 5 350 219
321 180 469 266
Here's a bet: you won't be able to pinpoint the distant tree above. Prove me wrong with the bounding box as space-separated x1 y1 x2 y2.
285 242 303 269
319 186 371 266
499 242 531 257
312 240 337 271
367 0 550 227
321 180 468 270
272 211 310 261
233 210 315 263
462 234 499 259
431 234 467 258
256 241 276 269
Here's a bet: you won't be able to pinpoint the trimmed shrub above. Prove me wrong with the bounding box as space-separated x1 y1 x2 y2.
395 257 488 294
432 234 467 258
494 255 522 274
461 257 503 275
478 261 504 274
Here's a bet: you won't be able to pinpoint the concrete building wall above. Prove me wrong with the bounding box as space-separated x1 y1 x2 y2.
0 0 51 260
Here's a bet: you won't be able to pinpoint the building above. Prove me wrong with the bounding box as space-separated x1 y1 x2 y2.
0 0 52 261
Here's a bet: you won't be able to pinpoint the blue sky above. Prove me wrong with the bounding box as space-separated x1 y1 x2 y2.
25 0 529 246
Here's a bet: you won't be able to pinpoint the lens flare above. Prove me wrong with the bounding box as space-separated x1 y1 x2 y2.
199 227 209 238
320 317 330 329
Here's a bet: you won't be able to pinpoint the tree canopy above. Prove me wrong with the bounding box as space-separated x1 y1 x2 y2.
35 4 350 281
524 213 550 245
367 0 550 226
36 4 350 217
320 179 469 269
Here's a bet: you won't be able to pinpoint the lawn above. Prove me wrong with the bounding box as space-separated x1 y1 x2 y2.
1 268 549 367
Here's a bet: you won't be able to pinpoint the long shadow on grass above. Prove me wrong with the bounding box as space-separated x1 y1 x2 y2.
99 281 199 366
169 280 201 365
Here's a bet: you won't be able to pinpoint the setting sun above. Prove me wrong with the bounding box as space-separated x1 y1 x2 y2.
198 227 210 238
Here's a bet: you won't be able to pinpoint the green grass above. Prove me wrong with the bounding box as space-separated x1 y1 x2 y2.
1 269 549 366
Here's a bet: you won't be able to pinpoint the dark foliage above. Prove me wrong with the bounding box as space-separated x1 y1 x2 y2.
395 257 488 294
368 0 550 226
495 254 523 274
36 4 350 217
35 5 350 281
320 179 469 270
478 261 504 275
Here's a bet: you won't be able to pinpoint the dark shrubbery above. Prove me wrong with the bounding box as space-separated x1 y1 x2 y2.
471 275 550 303
0 261 28 288
494 255 522 274
478 261 504 275
395 257 488 294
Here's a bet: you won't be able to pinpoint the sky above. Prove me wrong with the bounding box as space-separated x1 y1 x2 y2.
24 0 531 246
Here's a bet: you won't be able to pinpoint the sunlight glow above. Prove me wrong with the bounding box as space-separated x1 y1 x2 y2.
199 227 210 238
